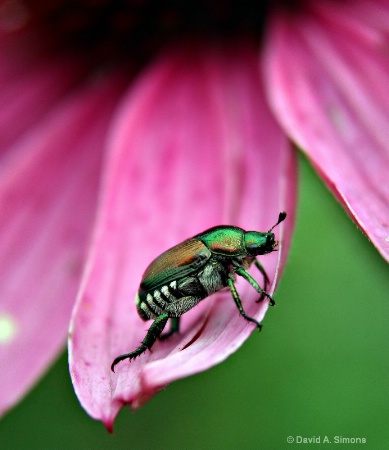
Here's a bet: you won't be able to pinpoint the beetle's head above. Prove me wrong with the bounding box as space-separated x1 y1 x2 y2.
244 212 287 256
244 231 277 256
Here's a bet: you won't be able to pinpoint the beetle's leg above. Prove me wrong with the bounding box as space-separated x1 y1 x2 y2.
254 259 270 302
235 267 275 306
227 278 262 331
111 313 169 372
160 317 180 341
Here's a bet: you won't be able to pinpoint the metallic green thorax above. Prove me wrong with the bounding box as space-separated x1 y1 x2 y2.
111 212 287 372
197 226 246 255
197 225 278 257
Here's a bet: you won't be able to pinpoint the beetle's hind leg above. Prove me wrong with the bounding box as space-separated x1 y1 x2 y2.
236 267 275 306
227 278 262 331
111 313 169 372
160 317 180 341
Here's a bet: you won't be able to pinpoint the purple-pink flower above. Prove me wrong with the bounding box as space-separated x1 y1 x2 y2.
0 0 388 431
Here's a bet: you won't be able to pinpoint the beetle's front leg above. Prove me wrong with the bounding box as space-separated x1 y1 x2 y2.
254 259 270 302
227 278 262 331
111 313 169 372
235 267 275 306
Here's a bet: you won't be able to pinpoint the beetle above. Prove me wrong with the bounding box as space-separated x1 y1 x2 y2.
111 211 286 372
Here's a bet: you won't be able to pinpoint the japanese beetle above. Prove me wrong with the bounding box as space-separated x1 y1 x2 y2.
111 212 286 372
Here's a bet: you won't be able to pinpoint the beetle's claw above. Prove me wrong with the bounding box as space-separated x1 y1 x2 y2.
257 293 265 302
159 330 177 341
111 344 148 372
255 322 263 332
243 315 262 331
254 321 263 332
255 292 275 306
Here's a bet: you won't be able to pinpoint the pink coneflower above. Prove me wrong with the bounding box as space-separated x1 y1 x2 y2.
0 0 387 431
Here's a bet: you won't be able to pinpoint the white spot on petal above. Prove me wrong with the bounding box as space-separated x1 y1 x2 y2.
0 312 18 344
385 236 389 243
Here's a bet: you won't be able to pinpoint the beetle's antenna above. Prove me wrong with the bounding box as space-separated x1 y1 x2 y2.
268 211 287 233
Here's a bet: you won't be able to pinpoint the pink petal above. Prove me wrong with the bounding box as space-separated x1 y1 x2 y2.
0 25 43 82
0 54 90 155
0 73 125 416
69 43 297 429
0 25 92 156
264 0 389 261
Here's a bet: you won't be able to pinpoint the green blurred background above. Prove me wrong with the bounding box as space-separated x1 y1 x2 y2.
1 155 388 450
